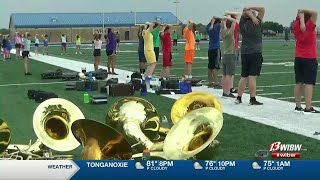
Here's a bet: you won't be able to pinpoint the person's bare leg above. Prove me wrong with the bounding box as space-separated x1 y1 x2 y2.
294 83 303 108
207 69 213 85
24 57 29 73
213 69 219 85
237 77 248 97
107 56 111 73
304 85 313 110
248 76 257 97
111 56 117 74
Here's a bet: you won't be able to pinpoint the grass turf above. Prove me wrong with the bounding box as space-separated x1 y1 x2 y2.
1 40 320 160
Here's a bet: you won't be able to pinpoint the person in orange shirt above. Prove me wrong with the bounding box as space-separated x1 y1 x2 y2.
183 20 196 79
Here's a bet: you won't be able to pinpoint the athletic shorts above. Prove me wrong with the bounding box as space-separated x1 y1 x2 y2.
208 48 221 69
173 39 178 46
106 50 116 56
222 54 236 75
162 51 172 67
144 50 156 64
294 58 318 85
22 51 29 59
138 50 146 63
15 43 21 48
196 40 200 43
154 47 160 61
62 43 67 47
241 53 263 77
93 49 101 57
285 35 289 41
35 44 39 47
2 48 8 54
116 39 120 43
76 42 81 46
184 49 195 64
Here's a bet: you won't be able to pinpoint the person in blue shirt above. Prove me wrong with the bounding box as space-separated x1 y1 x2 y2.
42 34 49 55
206 16 222 88
6 35 12 60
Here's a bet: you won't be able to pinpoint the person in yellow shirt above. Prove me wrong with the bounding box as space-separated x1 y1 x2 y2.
75 34 82 54
142 22 157 85
183 20 196 79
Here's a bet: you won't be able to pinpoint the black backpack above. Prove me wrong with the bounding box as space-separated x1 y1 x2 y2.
131 72 142 80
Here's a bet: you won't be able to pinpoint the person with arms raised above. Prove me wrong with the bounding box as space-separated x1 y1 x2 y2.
235 6 265 105
143 22 157 85
293 9 319 113
221 16 237 98
206 16 222 88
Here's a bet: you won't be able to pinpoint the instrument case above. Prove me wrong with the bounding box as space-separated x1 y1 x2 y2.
108 83 134 97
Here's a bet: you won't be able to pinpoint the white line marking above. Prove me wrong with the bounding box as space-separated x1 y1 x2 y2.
0 82 65 87
10 49 320 141
258 93 282 96
277 97 296 100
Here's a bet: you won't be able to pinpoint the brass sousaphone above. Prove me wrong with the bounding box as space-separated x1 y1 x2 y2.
32 98 85 152
0 118 11 155
106 97 163 151
71 119 132 160
159 92 223 135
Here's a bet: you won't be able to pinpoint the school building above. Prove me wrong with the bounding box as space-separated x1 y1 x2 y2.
9 12 183 43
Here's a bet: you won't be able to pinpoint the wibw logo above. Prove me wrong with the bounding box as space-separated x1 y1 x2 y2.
268 142 306 159
269 142 304 152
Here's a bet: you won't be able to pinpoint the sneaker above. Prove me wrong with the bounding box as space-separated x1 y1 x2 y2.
230 88 238 93
249 99 263 106
294 107 304 113
235 96 242 104
207 83 215 88
222 93 236 98
112 72 118 75
24 72 32 75
304 107 320 114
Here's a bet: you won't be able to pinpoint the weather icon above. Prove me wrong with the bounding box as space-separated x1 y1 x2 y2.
135 162 144 170
252 162 261 170
193 162 203 170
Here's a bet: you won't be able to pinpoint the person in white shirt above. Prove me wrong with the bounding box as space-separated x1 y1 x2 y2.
61 33 67 55
93 33 102 71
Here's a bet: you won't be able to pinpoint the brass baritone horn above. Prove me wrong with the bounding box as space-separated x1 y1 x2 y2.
159 92 223 135
33 98 85 152
71 119 132 160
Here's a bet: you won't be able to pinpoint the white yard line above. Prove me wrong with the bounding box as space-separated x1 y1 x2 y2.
10 49 320 141
0 81 65 87
277 97 296 100
258 93 282 96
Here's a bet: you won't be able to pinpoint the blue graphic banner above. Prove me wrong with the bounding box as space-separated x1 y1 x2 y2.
1 160 320 179
71 160 320 179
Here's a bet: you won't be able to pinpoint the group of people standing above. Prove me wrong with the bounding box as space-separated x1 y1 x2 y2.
137 6 319 113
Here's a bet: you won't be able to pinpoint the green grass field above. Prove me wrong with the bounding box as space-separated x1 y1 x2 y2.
1 40 320 160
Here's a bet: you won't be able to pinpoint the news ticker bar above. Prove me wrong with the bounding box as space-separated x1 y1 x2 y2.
1 160 320 180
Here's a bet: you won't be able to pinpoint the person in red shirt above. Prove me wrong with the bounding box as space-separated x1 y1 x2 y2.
225 11 241 93
160 24 172 78
293 8 319 113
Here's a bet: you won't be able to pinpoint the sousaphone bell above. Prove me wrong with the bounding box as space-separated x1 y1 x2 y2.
32 98 85 152
0 118 11 155
71 119 132 160
106 97 163 151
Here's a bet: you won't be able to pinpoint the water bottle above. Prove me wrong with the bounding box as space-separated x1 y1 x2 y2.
83 92 90 104
142 149 150 160
161 116 170 129
88 72 93 81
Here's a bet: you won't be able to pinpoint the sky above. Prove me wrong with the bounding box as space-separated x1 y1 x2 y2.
1 0 320 28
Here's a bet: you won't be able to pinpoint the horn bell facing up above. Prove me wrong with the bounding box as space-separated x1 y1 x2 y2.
71 119 133 160
33 98 85 152
106 97 161 141
0 119 11 154
159 92 223 135
163 107 223 160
